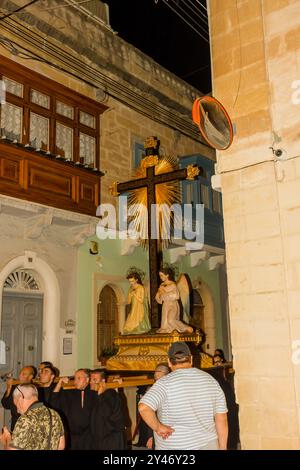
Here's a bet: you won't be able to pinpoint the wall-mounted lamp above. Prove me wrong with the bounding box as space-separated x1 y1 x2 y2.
89 241 98 255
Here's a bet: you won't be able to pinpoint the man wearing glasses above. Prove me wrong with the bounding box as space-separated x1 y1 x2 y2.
0 384 65 450
1 365 36 431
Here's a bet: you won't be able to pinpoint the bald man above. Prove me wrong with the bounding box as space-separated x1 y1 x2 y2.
50 369 97 449
1 366 36 431
0 384 64 450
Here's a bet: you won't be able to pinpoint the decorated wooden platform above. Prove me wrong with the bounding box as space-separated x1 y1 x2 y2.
105 330 211 371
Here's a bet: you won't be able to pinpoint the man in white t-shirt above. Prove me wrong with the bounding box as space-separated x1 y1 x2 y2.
139 342 228 450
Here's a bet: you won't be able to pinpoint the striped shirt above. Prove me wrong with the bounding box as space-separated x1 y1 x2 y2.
139 367 227 450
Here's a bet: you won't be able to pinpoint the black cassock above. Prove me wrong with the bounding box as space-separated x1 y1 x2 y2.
50 387 97 450
90 389 127 450
38 383 56 407
1 385 19 431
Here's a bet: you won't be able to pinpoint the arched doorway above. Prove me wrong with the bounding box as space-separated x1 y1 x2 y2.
0 252 60 367
97 285 118 360
1 269 43 376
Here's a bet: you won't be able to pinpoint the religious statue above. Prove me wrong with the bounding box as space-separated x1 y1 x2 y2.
156 265 193 334
123 268 151 335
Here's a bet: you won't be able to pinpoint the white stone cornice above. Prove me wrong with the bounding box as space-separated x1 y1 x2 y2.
190 250 210 267
207 255 225 271
24 208 54 239
170 237 225 255
168 246 188 264
0 194 98 225
211 174 222 192
121 238 139 256
68 223 97 246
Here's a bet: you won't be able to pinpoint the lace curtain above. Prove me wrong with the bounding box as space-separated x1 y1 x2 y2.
79 133 95 166
79 110 95 128
56 101 74 119
3 77 23 97
56 122 73 159
0 102 23 141
30 112 49 150
31 89 50 109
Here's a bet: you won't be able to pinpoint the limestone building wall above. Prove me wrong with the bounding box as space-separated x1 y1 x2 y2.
0 0 214 209
208 0 300 449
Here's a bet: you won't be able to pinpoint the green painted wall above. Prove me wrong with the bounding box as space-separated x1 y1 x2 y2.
77 237 224 368
77 237 148 368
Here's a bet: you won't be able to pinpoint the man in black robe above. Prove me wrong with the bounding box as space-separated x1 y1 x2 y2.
90 386 127 450
37 365 56 406
50 368 97 450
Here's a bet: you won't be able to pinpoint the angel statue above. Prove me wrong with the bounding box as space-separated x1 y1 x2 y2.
156 265 193 334
123 267 151 335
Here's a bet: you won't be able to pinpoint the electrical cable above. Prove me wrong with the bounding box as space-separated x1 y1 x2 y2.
41 0 94 11
161 0 209 42
0 0 40 21
168 0 209 36
194 0 207 13
0 35 206 145
232 0 242 109
183 0 208 24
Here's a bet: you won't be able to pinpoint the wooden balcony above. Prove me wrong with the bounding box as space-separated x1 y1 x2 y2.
0 140 103 217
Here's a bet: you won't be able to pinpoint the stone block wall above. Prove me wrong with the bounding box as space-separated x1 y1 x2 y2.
209 0 300 449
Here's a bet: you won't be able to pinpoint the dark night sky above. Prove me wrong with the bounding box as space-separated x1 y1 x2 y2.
104 0 211 94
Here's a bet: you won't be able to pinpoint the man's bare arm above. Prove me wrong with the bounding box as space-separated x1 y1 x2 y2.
58 435 65 450
214 412 228 450
138 403 174 439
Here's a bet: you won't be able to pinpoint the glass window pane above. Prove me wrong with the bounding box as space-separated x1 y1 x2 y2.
0 102 23 142
30 112 49 150
55 122 73 159
79 133 96 166
79 110 96 129
56 100 74 119
3 76 23 97
30 89 50 109
200 185 210 208
212 190 221 213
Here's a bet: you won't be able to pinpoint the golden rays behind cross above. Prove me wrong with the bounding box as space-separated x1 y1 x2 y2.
127 155 181 250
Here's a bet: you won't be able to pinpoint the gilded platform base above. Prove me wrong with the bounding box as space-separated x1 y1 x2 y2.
106 330 212 371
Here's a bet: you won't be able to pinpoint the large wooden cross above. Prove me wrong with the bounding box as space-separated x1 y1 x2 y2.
111 137 201 328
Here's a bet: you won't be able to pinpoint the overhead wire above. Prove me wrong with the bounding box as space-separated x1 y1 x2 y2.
194 0 207 13
0 34 206 145
161 0 209 42
41 0 94 11
168 0 209 36
183 0 208 25
232 0 242 108
0 0 40 21
182 63 210 79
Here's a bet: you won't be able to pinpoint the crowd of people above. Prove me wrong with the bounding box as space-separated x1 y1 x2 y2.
0 365 127 450
0 343 240 450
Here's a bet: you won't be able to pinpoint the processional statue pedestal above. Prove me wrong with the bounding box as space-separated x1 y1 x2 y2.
106 137 212 371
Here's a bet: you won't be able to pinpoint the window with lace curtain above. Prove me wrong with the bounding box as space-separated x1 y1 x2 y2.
0 56 106 168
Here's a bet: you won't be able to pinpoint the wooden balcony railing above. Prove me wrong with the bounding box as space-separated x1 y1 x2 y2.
0 140 104 217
